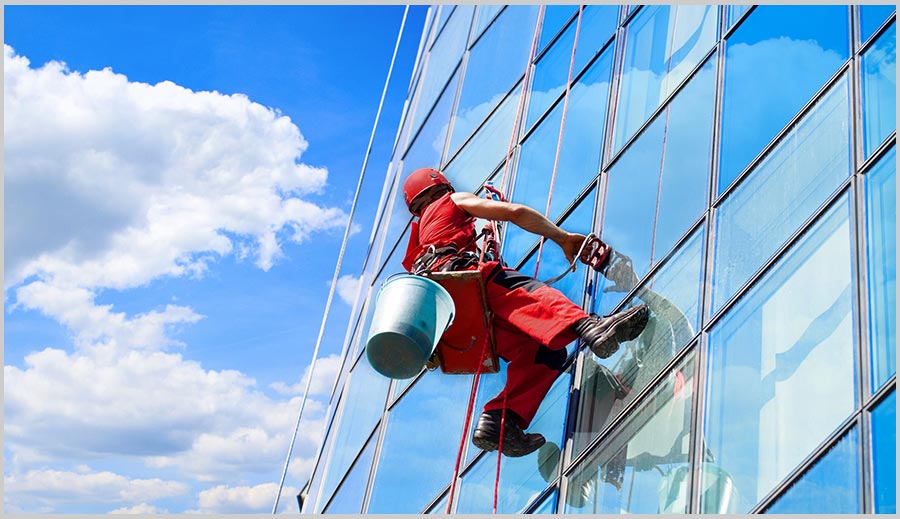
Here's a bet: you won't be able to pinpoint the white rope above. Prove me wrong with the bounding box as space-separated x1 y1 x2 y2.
272 5 411 513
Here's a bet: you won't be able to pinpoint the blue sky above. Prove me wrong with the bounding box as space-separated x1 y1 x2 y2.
4 5 427 513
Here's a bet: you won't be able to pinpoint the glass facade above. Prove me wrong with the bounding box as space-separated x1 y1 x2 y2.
301 5 896 514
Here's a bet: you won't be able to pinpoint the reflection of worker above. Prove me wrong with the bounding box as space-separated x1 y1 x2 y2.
400 168 650 457
538 251 699 509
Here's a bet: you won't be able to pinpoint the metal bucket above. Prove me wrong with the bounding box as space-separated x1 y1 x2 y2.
366 275 455 379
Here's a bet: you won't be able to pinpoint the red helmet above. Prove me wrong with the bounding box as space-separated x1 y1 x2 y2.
402 167 453 213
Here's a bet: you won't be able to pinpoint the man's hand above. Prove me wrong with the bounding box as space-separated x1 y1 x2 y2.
555 232 587 265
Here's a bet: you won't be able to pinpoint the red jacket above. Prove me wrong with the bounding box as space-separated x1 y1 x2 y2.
402 193 478 271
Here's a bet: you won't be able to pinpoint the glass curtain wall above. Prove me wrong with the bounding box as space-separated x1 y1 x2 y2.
302 5 896 514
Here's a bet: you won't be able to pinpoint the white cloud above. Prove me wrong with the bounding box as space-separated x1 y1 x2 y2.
4 44 348 291
334 274 362 306
270 353 342 396
108 503 169 514
193 482 299 514
4 469 187 509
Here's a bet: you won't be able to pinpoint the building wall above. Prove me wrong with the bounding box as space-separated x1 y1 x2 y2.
303 5 896 514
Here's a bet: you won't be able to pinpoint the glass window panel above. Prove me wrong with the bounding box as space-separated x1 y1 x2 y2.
381 172 414 266
539 6 578 53
613 5 717 153
306 397 340 512
450 6 540 156
323 431 377 514
456 369 572 514
712 75 851 312
474 4 504 41
531 490 558 513
860 5 895 45
726 5 752 32
412 5 473 137
718 5 849 193
526 18 577 131
403 69 460 173
861 22 896 159
565 354 696 514
434 5 455 44
703 196 857 513
507 48 614 267
872 390 897 514
318 356 390 507
572 5 619 77
866 145 896 392
602 55 714 283
580 227 704 455
367 371 474 513
442 83 520 193
763 428 860 514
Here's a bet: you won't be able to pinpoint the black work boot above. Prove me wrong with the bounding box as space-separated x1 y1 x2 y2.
573 304 650 358
472 410 545 457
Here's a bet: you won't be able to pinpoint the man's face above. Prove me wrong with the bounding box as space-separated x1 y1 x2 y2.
409 184 451 216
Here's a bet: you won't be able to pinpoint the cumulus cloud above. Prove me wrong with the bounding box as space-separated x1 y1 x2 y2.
2 46 344 512
4 469 187 510
270 353 342 396
334 274 362 306
4 44 347 290
192 482 299 514
108 503 169 514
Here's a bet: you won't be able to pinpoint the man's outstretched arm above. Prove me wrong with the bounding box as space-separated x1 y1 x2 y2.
451 191 585 263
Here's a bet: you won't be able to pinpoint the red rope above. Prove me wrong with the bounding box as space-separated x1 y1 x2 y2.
492 390 510 513
535 6 584 278
445 334 490 513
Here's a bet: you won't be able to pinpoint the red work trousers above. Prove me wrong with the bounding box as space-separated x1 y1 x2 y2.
476 261 588 429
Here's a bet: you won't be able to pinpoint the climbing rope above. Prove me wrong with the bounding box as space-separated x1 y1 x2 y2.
534 5 585 280
272 5 410 514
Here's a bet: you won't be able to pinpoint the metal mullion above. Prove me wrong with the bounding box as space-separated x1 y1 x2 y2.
563 339 700 478
721 4 757 42
309 384 350 512
428 5 456 53
386 363 426 410
859 132 897 175
321 421 382 513
705 178 854 332
714 59 852 205
440 52 470 168
402 61 464 163
423 485 450 513
521 483 558 513
600 23 626 171
620 3 643 28
750 411 863 514
604 41 719 173
361 388 392 513
532 5 579 65
466 4 506 51
859 10 897 56
688 331 709 513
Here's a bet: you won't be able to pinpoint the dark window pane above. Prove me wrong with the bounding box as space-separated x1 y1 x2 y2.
703 196 857 513
442 83 520 193
411 6 473 138
872 390 897 514
718 5 849 193
764 428 860 514
861 22 896 159
612 5 717 153
580 226 704 455
450 6 540 156
866 145 897 392
456 370 571 513
860 5 895 45
565 354 696 514
602 56 714 282
323 431 377 513
473 4 504 41
318 357 390 507
526 18 577 131
367 372 474 513
539 6 578 53
712 75 851 312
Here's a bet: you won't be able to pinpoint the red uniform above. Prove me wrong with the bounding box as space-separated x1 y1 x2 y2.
402 193 588 428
